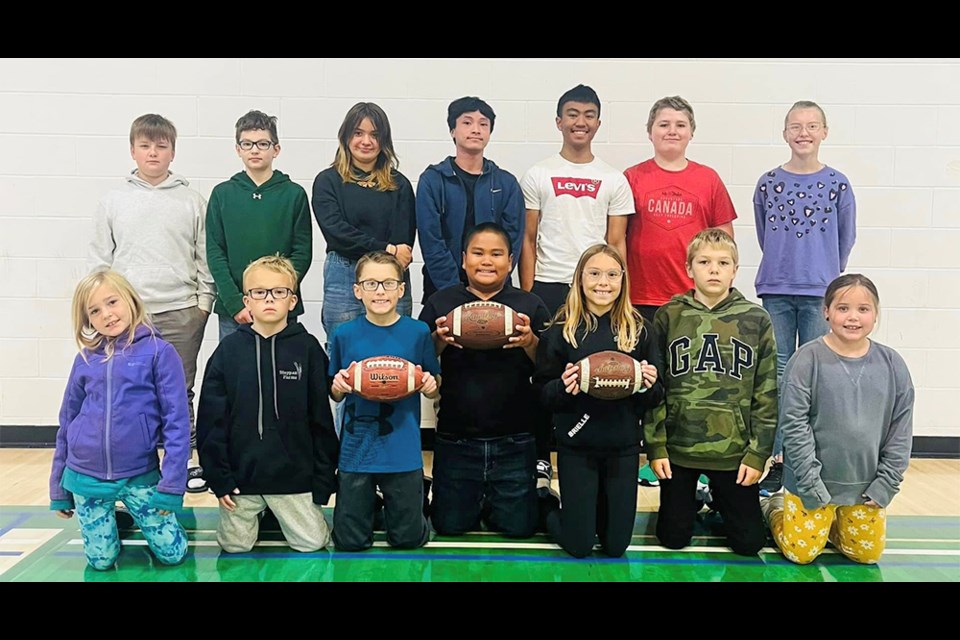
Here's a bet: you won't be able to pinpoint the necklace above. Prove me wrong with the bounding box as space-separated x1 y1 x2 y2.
825 336 870 386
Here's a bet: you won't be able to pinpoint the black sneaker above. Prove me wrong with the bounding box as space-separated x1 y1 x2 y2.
186 464 207 494
536 459 554 498
423 476 432 519
537 487 561 533
373 489 386 531
258 507 282 535
759 462 784 497
115 505 136 530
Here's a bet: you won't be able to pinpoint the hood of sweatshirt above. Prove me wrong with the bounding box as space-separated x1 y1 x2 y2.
673 287 748 313
235 321 308 439
227 169 293 195
125 170 191 191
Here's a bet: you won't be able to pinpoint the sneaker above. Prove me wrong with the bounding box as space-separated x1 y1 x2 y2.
186 463 207 494
258 507 282 534
760 492 784 525
696 474 713 507
115 505 135 531
423 475 432 519
758 461 784 497
373 489 386 531
637 463 659 487
537 486 561 533
536 459 554 496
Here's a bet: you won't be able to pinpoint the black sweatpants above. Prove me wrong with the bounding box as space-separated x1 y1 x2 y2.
333 469 429 552
546 449 639 559
656 462 766 556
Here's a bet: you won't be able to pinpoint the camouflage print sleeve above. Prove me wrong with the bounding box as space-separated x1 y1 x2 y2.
644 308 671 461
743 312 778 471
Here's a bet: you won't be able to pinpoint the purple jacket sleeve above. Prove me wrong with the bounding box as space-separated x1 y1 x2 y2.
50 354 85 505
154 343 190 497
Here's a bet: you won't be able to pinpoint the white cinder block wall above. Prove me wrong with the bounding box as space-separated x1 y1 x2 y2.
1 58 958 439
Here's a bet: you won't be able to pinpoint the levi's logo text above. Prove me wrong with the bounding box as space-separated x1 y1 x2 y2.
553 177 601 199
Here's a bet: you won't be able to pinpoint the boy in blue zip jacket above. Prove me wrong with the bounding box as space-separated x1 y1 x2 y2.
416 96 524 305
51 270 190 570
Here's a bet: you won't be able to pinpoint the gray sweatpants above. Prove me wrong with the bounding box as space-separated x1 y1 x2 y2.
217 493 332 553
150 306 208 449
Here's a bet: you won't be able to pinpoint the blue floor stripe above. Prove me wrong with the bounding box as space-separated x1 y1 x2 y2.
0 551 23 557
0 513 31 537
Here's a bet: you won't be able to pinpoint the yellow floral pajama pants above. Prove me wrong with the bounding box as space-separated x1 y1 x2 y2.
769 491 886 564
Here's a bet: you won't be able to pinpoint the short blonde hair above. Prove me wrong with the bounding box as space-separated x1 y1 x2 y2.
686 228 739 266
242 254 299 292
72 269 152 360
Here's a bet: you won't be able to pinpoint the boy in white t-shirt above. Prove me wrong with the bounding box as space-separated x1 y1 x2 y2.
519 84 634 316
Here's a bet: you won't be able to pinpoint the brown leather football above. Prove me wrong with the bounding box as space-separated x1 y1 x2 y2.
576 350 644 400
345 356 424 402
441 301 520 350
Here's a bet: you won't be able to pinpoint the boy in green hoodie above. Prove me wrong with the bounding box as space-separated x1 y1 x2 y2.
645 228 777 556
207 110 313 341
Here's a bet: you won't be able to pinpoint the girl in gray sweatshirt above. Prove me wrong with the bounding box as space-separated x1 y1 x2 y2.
762 274 914 565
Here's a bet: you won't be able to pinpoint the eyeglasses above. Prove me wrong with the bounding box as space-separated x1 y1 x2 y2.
785 122 824 134
238 140 276 151
357 279 401 292
583 269 624 283
246 287 293 300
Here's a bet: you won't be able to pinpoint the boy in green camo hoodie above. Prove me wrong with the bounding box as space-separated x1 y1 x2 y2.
645 228 777 556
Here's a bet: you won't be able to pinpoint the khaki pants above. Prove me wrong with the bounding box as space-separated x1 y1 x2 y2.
217 493 331 553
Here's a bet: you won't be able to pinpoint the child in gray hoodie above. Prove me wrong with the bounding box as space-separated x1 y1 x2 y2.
88 113 214 493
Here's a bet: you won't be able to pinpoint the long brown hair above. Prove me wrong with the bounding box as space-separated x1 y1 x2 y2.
333 102 399 191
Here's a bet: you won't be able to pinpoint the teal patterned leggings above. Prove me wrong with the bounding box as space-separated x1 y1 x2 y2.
74 484 187 570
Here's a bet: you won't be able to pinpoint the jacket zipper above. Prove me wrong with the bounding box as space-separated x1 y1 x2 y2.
105 357 114 480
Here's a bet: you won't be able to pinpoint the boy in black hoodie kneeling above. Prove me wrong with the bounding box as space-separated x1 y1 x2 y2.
198 255 338 553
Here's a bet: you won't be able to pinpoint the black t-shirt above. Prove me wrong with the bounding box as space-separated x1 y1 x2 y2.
419 284 552 439
451 159 480 248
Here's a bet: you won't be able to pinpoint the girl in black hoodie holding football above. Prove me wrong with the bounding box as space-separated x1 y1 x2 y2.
534 244 663 558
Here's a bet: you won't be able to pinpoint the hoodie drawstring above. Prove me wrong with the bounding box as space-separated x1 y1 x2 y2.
255 338 264 440
271 335 280 421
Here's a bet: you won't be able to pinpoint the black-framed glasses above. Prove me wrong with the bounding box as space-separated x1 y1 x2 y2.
357 279 401 292
238 140 276 151
246 287 293 300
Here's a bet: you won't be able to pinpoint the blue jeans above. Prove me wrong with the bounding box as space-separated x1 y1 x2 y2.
431 433 538 538
762 294 829 455
322 251 413 434
218 314 240 342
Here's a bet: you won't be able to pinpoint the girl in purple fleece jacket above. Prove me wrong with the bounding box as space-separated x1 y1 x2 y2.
50 270 190 570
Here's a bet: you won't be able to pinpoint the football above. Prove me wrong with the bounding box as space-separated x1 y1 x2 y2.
576 350 644 400
441 301 520 350
345 356 424 402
